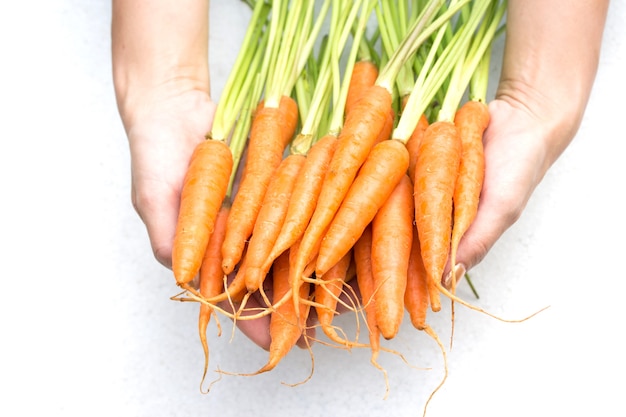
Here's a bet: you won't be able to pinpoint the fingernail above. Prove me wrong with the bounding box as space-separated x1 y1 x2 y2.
444 264 466 289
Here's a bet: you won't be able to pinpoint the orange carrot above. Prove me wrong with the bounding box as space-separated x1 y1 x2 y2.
345 60 379 116
376 107 395 145
172 139 233 288
315 138 409 277
405 114 429 183
371 174 413 340
404 223 429 330
263 133 338 273
241 153 306 293
256 249 310 374
198 202 229 391
221 95 299 275
353 226 384 373
450 99 488 271
292 84 393 294
413 120 462 312
314 250 354 347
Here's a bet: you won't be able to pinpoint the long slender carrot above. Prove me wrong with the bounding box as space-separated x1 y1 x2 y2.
198 202 229 392
447 0 504 275
263 133 338 272
313 250 355 347
353 225 388 388
290 83 393 316
404 223 429 330
450 99 488 271
413 120 462 312
314 137 409 277
371 173 413 340
255 249 310 374
221 95 299 275
241 152 306 293
172 139 233 289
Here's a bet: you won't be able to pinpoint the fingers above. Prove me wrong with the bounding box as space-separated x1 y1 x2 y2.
131 179 178 269
446 100 545 276
220 296 273 351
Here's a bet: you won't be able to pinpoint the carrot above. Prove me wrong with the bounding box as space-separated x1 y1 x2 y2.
345 59 379 116
353 225 387 388
263 133 337 273
413 120 462 313
241 152 306 293
172 139 233 289
404 223 430 330
256 249 311 374
315 137 409 277
290 84 393 315
405 113 429 183
197 202 229 392
450 99 488 271
376 107 396 144
371 173 413 340
313 250 354 347
221 95 299 275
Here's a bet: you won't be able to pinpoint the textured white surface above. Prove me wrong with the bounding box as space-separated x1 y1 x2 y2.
1 2 625 417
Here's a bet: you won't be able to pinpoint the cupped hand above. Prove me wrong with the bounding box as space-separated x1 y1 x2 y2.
125 88 216 269
122 86 290 350
447 91 580 281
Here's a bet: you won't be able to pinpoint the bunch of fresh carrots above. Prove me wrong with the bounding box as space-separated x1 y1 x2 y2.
166 0 537 413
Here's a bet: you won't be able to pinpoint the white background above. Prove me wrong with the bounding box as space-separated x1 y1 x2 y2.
1 2 625 417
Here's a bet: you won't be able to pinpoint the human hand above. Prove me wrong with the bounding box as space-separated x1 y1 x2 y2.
444 93 581 284
123 89 287 350
125 88 216 269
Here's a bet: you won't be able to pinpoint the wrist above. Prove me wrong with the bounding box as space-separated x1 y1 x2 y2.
111 0 210 130
113 65 210 132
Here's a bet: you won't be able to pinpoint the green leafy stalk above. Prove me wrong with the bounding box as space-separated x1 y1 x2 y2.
393 0 492 142
377 0 469 94
262 0 289 107
438 0 505 121
227 73 263 198
469 1 507 102
210 0 270 140
376 1 414 101
327 0 377 135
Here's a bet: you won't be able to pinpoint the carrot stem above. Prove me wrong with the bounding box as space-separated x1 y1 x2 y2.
376 0 468 93
210 0 270 141
438 0 501 122
328 0 376 135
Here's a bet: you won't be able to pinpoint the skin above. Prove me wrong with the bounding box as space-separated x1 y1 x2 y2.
112 0 610 349
447 0 610 281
